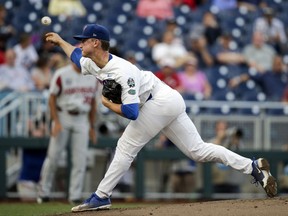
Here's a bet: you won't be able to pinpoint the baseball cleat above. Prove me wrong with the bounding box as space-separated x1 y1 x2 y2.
251 158 277 198
71 193 111 212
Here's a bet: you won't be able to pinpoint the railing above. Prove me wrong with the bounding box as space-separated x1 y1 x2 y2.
1 92 288 200
1 93 288 148
0 137 287 199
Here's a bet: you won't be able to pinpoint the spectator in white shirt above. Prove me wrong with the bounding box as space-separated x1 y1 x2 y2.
0 49 34 92
13 33 39 72
253 7 287 54
242 31 276 73
152 30 191 69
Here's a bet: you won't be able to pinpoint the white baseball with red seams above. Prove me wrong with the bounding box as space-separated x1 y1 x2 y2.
41 16 52 25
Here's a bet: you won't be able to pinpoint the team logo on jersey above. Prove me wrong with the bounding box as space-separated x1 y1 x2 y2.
128 89 136 95
127 77 135 88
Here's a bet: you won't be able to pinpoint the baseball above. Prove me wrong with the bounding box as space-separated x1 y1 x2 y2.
41 16 52 26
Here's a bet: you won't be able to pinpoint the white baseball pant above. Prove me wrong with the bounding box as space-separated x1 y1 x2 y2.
39 112 89 201
96 82 253 198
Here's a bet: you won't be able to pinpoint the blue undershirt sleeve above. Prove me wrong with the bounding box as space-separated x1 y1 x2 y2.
121 103 139 120
70 48 82 69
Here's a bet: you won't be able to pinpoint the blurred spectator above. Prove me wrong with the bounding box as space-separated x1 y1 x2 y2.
0 38 5 65
237 0 267 12
230 55 288 101
210 120 244 150
48 0 87 18
148 19 184 53
186 11 221 69
155 134 196 193
187 33 214 69
0 49 34 92
242 31 276 73
37 34 68 71
152 30 190 69
31 55 53 92
0 4 16 49
13 33 39 72
136 0 175 20
154 58 182 91
282 86 288 103
211 0 237 11
124 50 142 70
210 120 244 193
202 11 222 46
211 33 246 66
178 57 212 100
174 0 209 10
162 19 183 45
253 7 287 54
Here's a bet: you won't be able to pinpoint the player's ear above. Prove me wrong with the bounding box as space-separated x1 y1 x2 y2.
93 39 100 47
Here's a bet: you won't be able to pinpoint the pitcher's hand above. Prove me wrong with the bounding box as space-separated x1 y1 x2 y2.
45 32 64 46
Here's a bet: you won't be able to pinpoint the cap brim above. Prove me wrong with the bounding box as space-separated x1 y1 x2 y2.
73 35 91 40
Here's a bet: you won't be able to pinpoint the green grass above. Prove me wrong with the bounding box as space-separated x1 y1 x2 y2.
0 202 149 216
0 202 70 216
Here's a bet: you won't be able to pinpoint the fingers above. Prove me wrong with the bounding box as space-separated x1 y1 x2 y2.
45 32 54 41
45 32 59 45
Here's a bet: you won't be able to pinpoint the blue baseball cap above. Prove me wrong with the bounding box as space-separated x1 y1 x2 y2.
73 24 110 41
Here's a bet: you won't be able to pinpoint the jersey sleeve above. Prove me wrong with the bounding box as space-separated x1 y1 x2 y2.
49 71 62 96
80 57 101 76
70 48 82 69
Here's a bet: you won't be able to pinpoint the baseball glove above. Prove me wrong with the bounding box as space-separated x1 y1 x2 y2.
102 79 122 104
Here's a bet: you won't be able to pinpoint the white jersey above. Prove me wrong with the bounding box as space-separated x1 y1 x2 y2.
49 64 98 113
80 54 160 106
13 44 39 71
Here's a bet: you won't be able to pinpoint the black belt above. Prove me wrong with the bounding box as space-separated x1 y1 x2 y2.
57 107 80 116
67 110 80 115
146 93 152 102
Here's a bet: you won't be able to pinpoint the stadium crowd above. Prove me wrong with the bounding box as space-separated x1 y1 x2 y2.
0 0 288 104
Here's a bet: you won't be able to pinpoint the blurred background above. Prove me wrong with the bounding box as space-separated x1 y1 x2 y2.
1 0 288 203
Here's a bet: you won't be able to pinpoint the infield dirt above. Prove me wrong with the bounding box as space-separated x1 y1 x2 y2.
57 196 288 216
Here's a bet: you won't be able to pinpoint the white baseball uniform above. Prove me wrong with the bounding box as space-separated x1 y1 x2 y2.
38 64 98 201
79 54 253 198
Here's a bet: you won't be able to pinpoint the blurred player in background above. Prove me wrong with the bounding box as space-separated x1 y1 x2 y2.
37 62 98 204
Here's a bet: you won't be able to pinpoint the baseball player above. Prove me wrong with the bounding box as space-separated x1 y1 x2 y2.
37 62 98 204
44 24 277 212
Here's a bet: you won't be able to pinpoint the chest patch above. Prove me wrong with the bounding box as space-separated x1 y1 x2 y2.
128 89 136 95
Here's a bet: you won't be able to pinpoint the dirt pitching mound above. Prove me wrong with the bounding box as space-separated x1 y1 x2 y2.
56 196 288 216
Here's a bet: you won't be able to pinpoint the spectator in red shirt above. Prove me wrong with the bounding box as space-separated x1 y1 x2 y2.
154 58 182 91
136 0 175 20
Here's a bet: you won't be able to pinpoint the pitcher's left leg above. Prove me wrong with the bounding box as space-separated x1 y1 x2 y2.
162 112 252 173
162 112 277 196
